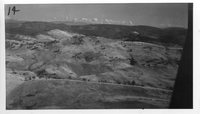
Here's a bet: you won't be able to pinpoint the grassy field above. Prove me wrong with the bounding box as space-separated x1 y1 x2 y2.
7 79 171 109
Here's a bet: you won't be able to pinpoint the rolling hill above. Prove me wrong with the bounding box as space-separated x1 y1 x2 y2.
5 21 187 46
6 20 186 109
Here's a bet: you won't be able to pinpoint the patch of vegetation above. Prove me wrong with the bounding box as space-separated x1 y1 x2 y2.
129 55 137 65
71 35 84 45
83 51 102 62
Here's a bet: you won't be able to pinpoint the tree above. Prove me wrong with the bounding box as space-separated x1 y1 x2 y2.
129 55 137 65
131 80 136 85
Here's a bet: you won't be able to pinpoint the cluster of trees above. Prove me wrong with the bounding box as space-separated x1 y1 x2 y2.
116 80 136 85
35 69 62 79
72 51 102 62
80 77 136 86
83 51 102 62
71 35 84 45
129 55 137 65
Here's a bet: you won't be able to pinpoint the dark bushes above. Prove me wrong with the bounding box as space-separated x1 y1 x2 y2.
129 56 137 65
72 35 83 45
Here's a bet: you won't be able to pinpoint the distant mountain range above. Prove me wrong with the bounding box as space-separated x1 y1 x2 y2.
5 20 187 46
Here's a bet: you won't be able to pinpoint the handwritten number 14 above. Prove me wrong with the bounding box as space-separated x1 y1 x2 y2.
8 6 20 15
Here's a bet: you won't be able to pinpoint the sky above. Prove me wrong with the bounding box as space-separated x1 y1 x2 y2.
5 4 188 28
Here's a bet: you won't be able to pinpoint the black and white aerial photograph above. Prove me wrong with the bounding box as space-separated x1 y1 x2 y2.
5 3 192 109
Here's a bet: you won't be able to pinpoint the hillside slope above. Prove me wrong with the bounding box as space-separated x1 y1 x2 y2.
7 79 171 109
6 22 184 109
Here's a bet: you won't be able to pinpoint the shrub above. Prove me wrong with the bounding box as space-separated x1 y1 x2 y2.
68 76 72 79
72 35 83 45
83 51 102 62
116 81 121 84
84 52 94 62
131 80 136 85
129 56 137 65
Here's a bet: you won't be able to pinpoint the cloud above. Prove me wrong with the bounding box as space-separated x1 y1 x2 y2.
73 18 78 21
53 17 57 20
92 18 98 22
81 18 88 21
105 19 110 24
129 21 133 25
105 19 115 24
